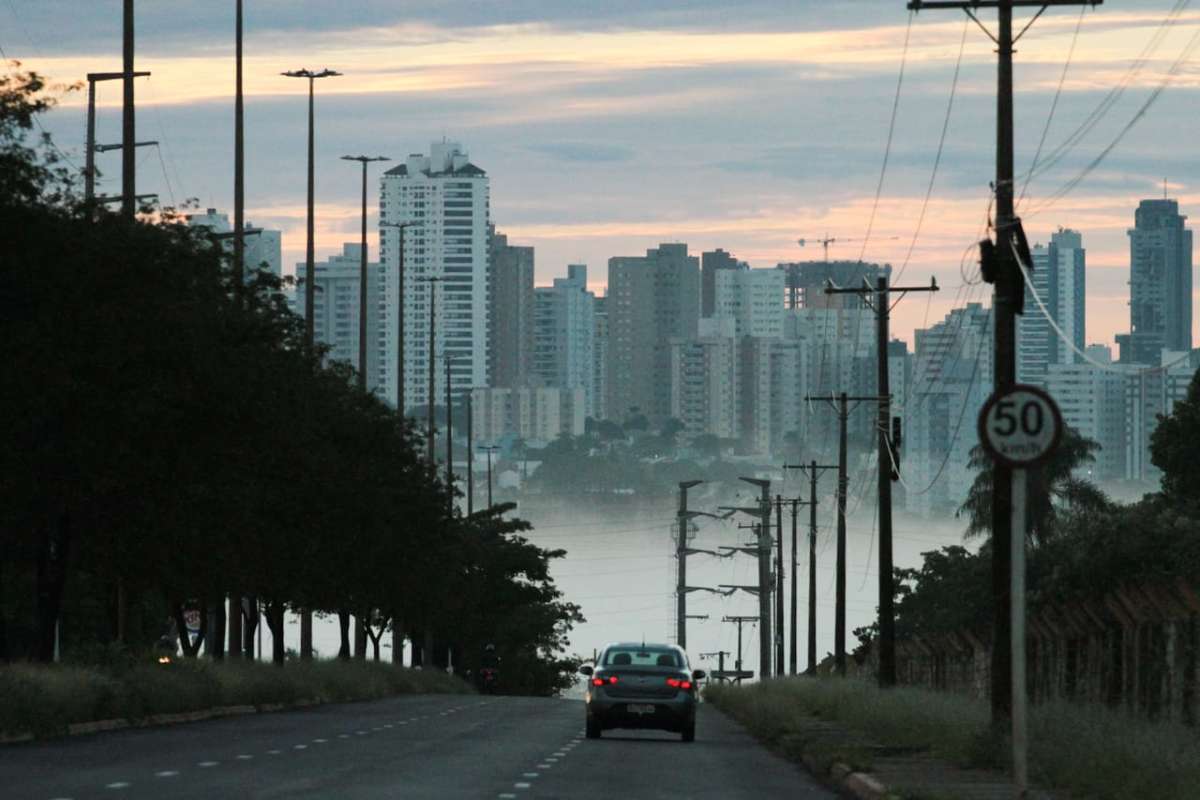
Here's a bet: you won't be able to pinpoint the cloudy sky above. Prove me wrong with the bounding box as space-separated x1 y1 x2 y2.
6 0 1200 347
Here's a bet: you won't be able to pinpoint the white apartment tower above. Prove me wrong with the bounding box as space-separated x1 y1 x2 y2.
287 243 388 395
533 264 597 416
380 141 490 412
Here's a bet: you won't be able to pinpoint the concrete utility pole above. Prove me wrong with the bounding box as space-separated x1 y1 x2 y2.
907 0 1100 725
341 156 390 395
722 616 759 683
792 462 836 673
774 492 812 675
479 445 498 508
282 68 341 349
805 393 876 676
417 276 443 465
700 650 731 682
380 220 423 417
673 482 731 651
233 0 245 288
826 276 937 687
121 0 135 218
720 476 772 679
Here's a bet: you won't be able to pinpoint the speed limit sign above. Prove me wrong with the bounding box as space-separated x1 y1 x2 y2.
977 384 1063 468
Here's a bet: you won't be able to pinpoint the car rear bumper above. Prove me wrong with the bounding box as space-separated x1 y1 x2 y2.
586 691 696 732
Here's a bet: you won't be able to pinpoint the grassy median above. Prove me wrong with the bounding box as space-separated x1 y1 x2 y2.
706 676 1200 800
0 659 472 739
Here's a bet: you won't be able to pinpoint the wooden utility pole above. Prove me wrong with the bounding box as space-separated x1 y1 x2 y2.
806 393 877 675
907 0 1100 723
826 276 937 687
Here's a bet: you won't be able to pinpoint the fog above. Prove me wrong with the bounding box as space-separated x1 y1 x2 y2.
519 480 975 676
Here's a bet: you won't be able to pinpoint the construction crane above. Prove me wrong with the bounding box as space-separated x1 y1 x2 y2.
797 234 899 262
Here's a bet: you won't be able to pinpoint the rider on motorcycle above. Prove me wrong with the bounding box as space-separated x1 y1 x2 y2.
479 643 500 693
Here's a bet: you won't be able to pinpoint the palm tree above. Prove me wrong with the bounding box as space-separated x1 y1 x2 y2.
957 426 1110 546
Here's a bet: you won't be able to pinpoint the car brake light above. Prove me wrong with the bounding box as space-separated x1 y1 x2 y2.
591 676 618 686
666 677 693 690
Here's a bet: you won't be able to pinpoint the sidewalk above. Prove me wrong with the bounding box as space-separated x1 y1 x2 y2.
725 707 1057 800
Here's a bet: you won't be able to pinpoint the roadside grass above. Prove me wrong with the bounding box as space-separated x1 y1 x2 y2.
0 659 471 738
706 676 1200 800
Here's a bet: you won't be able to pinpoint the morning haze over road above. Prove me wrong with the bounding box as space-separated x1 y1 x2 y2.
3 1 1200 798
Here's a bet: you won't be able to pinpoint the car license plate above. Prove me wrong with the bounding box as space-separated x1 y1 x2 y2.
627 704 654 715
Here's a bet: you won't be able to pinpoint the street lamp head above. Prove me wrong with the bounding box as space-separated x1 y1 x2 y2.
381 220 425 229
341 155 391 163
738 476 770 489
282 68 342 80
679 480 703 490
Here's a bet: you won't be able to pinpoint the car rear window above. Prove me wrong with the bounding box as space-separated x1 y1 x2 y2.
603 647 681 668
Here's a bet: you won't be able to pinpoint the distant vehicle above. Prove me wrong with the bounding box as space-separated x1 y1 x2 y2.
580 642 705 742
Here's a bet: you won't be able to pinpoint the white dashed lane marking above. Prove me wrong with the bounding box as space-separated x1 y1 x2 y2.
522 772 539 778
105 782 131 789
293 744 307 750
514 783 532 789
236 754 254 760
154 770 179 777
267 749 282 755
197 761 219 768
313 738 328 743
537 763 552 769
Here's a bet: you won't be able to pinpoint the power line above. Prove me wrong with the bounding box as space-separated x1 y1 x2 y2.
1028 21 1200 217
1015 4 1086 211
858 10 915 264
893 16 969 286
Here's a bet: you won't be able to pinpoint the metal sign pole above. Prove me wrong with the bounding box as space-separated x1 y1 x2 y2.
1011 468 1027 798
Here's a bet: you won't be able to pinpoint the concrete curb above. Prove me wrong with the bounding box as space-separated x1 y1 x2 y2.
5 700 322 745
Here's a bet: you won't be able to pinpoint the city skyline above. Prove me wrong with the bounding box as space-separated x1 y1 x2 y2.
7 1 1200 349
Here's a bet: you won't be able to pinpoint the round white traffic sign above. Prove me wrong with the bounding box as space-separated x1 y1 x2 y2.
977 384 1063 468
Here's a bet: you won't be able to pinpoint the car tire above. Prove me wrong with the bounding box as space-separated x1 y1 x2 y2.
681 722 695 743
586 717 602 739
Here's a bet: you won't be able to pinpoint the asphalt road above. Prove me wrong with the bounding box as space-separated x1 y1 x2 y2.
1 694 836 799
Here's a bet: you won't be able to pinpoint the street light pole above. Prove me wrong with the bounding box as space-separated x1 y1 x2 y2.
418 277 443 465
341 155 390 394
380 220 423 417
282 68 341 351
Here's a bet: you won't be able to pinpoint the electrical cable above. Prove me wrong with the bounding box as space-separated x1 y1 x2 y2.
1020 0 1190 187
1011 241 1199 376
1016 4 1086 211
893 16 969 287
858 10 914 265
1028 21 1200 217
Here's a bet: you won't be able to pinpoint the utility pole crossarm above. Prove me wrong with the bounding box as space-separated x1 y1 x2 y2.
909 1 1099 8
718 585 761 596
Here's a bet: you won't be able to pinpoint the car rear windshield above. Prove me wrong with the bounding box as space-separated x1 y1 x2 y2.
603 647 681 668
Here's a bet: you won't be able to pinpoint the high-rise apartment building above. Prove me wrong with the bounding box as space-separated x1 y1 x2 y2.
487 227 535 388
380 141 490 412
1017 228 1085 384
701 249 746 316
905 303 994 516
592 296 609 421
1044 363 1126 481
533 264 597 416
1117 199 1193 364
776 261 892 310
606 244 700 422
670 318 740 441
712 267 786 338
185 207 282 278
287 243 387 394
